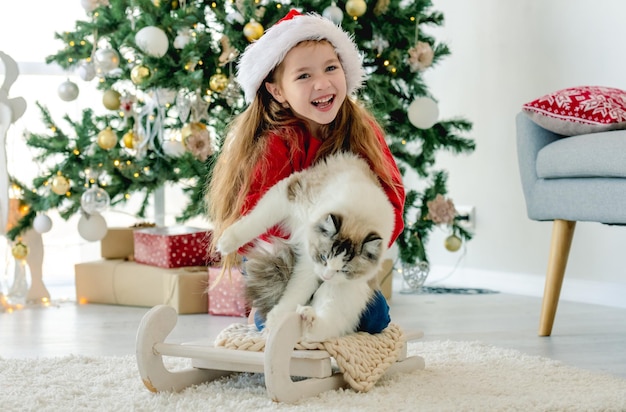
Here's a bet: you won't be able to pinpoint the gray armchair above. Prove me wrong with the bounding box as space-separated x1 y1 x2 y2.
516 112 626 336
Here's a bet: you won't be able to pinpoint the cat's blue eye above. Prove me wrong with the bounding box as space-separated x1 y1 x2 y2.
319 254 327 263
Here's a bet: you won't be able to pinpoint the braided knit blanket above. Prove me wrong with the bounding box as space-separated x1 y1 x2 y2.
214 322 405 392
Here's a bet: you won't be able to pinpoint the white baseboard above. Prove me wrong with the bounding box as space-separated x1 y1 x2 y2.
425 265 626 310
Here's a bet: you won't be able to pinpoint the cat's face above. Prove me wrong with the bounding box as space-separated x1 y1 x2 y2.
308 213 384 283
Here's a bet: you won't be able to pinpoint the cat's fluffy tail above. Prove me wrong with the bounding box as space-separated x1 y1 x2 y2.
243 238 297 321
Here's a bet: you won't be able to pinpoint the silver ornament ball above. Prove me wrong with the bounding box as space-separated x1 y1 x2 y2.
323 3 344 25
58 80 79 101
77 60 96 81
94 48 120 74
80 187 111 214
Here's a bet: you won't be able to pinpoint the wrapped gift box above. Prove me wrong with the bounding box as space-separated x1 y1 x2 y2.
134 226 219 268
100 227 135 259
208 266 249 317
377 258 393 301
75 260 208 314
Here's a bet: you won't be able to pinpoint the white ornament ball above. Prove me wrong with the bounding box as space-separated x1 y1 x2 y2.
323 3 344 25
81 0 99 13
94 48 120 73
77 212 108 242
135 26 169 58
407 97 439 129
77 60 96 81
33 214 53 234
58 80 79 101
162 139 186 158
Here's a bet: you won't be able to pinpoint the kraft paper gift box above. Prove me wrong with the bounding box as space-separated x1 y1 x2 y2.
133 226 219 268
208 266 249 317
100 227 136 259
75 259 208 314
377 258 393 301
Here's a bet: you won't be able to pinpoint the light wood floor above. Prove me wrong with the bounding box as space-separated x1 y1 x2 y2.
2 285 625 379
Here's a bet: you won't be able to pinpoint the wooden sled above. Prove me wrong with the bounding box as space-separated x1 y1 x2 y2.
136 304 425 403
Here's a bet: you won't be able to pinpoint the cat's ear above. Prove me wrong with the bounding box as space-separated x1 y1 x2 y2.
362 233 383 261
317 214 342 237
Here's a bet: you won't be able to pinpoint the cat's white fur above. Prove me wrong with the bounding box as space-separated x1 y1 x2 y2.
217 152 395 342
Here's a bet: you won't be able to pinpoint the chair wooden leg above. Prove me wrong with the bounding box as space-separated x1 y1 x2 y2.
539 219 576 337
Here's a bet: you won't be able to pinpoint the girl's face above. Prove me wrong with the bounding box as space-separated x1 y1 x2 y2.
265 41 347 135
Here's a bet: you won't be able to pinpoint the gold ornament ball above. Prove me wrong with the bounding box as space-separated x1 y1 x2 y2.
102 89 121 110
243 20 264 42
12 241 29 260
18 203 30 216
97 127 118 150
122 131 136 149
51 175 70 195
346 0 367 17
444 234 462 252
130 65 151 85
209 73 229 93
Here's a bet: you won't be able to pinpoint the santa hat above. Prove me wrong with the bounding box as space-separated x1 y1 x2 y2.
236 9 366 104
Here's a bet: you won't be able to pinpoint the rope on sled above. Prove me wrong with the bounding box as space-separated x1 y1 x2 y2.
214 322 405 392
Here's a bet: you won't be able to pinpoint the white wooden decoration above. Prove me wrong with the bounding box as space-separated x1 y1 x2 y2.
0 51 49 302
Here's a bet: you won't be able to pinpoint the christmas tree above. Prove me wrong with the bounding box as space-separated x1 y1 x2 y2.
8 0 474 266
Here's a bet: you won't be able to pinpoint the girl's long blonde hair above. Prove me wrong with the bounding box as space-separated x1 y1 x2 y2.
207 42 401 272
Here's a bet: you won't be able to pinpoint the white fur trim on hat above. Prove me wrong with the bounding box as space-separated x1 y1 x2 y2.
236 12 366 104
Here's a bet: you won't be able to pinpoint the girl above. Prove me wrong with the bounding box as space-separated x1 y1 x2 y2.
207 10 405 334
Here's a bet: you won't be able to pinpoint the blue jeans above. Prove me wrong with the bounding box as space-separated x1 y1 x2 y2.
254 290 391 334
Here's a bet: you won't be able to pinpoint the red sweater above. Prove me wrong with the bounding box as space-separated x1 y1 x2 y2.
241 127 405 248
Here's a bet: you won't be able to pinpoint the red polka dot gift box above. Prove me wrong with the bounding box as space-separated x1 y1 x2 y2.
208 266 249 317
133 226 219 268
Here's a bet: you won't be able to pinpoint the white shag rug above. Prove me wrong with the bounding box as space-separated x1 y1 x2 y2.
2 340 626 412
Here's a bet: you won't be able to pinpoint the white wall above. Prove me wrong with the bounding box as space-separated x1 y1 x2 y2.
420 0 626 304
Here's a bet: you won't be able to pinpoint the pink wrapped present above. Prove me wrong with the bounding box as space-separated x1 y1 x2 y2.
133 226 219 268
208 266 249 317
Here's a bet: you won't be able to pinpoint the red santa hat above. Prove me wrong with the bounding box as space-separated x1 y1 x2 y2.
236 9 366 104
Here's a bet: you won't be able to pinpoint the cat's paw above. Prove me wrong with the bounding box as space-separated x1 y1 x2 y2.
265 308 286 332
296 305 316 330
216 226 244 255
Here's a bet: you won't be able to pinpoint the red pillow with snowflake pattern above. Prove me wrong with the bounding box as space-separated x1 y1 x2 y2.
522 86 626 136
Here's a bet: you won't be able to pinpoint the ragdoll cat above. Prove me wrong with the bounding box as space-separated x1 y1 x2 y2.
216 152 395 342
